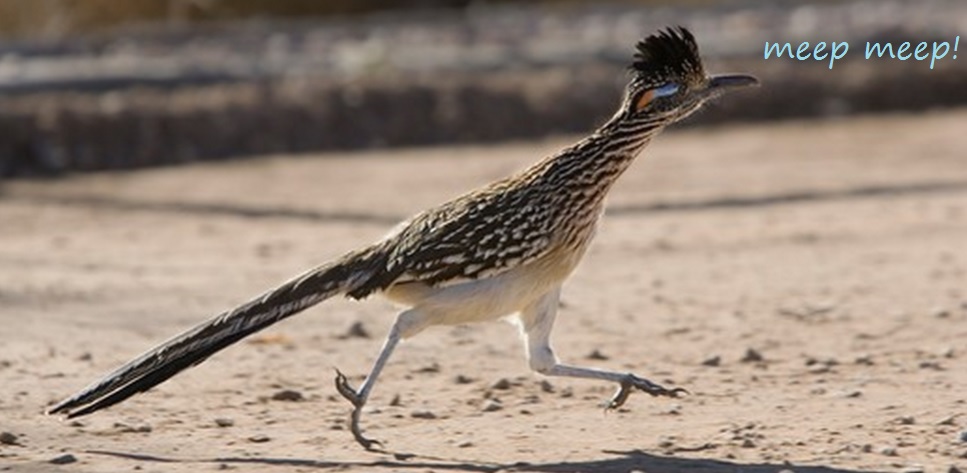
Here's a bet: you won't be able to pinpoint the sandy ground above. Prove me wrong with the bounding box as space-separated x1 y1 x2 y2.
1 110 966 473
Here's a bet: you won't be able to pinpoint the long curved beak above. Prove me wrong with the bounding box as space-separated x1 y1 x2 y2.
708 73 760 93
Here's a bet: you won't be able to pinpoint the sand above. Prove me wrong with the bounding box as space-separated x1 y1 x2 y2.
1 110 966 472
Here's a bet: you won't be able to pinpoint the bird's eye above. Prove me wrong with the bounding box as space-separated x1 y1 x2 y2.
634 83 680 112
653 83 679 98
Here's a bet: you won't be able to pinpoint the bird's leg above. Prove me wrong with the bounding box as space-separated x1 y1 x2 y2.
519 288 686 411
334 309 426 450
605 373 688 410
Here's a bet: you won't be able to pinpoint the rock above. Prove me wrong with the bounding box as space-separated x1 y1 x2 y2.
0 431 19 445
454 374 474 384
410 410 436 419
539 380 554 393
248 434 271 443
389 394 402 406
897 416 916 425
586 349 609 360
702 355 721 367
854 355 875 365
741 438 756 448
113 422 152 433
458 440 474 448
491 378 512 390
214 418 235 428
959 430 967 442
339 321 370 339
271 389 304 402
50 454 77 465
482 399 503 412
416 363 440 373
880 446 899 456
741 348 764 363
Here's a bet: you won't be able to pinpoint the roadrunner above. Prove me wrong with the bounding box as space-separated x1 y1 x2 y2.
48 26 757 449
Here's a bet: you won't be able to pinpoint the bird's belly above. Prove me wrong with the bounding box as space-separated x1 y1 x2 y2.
382 240 591 326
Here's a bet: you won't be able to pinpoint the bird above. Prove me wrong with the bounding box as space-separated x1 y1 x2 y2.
47 26 758 450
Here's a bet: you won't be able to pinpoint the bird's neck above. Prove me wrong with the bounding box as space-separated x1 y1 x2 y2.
529 112 667 198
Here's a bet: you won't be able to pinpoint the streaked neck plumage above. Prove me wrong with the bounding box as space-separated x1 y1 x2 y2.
526 106 673 201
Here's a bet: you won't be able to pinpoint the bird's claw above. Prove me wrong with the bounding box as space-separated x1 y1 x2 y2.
604 373 688 410
335 369 364 407
334 369 384 451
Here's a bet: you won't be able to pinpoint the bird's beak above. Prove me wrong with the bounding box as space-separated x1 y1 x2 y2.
707 74 760 93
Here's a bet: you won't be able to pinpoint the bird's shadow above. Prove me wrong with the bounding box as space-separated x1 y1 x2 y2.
88 448 889 473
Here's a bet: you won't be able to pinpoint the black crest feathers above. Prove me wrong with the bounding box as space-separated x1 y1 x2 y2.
630 26 705 83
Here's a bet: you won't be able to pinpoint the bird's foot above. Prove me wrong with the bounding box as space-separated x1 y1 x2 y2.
334 369 384 451
604 373 688 410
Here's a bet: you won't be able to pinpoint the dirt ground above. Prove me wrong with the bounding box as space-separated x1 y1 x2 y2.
1 110 966 472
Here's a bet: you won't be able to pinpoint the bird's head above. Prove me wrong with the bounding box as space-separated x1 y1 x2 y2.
623 26 758 124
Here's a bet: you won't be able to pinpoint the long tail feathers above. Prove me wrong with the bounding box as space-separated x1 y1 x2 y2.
46 247 384 418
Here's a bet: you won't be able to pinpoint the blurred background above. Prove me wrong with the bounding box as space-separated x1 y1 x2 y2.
0 0 964 176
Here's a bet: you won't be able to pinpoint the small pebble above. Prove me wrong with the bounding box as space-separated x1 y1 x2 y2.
416 363 440 373
113 422 152 433
741 348 764 363
741 439 756 448
482 399 503 412
539 380 554 393
77 352 93 361
454 374 474 384
854 355 875 366
389 394 402 406
271 389 304 402
457 441 474 448
881 446 899 456
702 356 721 367
937 415 956 426
340 321 370 339
897 416 916 425
248 434 271 443
959 430 967 442
949 466 963 473
410 410 436 419
0 431 19 445
49 454 77 465
491 378 512 390
933 308 951 318
214 418 234 428
587 349 609 361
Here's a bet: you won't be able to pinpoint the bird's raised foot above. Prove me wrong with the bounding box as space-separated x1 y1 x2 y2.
334 369 364 407
333 369 384 451
604 373 688 410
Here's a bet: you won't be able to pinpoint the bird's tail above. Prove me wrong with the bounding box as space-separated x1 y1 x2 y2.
46 246 387 418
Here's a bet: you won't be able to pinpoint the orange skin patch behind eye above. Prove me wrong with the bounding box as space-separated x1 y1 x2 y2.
635 89 655 112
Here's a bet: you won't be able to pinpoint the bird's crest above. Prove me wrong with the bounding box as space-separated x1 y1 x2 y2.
630 26 705 85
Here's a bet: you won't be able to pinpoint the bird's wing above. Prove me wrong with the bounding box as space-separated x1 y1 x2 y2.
346 179 560 296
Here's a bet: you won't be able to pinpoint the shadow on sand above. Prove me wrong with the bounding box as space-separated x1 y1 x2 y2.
87 448 889 473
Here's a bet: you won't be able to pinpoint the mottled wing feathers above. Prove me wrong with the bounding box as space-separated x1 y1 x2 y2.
351 179 559 292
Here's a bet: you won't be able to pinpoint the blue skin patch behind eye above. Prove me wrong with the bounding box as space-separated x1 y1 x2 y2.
653 83 679 98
